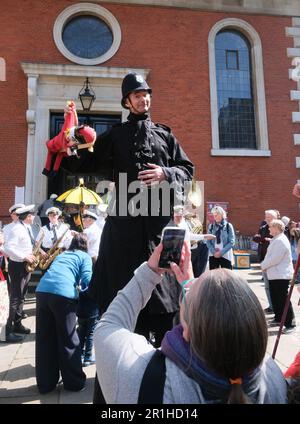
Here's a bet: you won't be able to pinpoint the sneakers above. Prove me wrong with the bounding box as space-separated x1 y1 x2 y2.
282 326 296 334
13 324 31 334
264 307 274 314
5 332 24 343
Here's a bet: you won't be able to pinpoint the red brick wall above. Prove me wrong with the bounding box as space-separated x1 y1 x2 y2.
0 1 298 234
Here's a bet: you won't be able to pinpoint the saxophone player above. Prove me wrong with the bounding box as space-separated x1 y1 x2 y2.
40 207 73 256
3 204 36 342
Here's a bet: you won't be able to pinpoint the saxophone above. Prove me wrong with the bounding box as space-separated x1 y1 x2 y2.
39 227 70 271
25 232 45 273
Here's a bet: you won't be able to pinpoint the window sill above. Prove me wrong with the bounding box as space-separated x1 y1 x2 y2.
210 149 271 157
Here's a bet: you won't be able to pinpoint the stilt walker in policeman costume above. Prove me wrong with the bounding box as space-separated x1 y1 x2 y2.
58 72 194 403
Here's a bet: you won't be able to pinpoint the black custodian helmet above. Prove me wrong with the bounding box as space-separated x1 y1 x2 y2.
121 73 152 108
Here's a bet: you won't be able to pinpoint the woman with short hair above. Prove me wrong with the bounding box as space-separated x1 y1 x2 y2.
261 219 296 334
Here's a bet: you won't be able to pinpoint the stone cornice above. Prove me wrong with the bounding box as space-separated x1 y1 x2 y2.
20 62 150 79
85 0 300 17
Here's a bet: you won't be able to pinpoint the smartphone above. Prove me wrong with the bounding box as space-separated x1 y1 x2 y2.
158 227 186 268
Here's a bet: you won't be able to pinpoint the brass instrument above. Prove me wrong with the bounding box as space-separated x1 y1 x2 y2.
187 179 202 208
185 215 203 248
25 232 45 273
189 217 203 234
39 227 70 271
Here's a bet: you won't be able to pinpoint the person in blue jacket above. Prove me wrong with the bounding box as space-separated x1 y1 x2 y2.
206 206 235 270
35 233 92 394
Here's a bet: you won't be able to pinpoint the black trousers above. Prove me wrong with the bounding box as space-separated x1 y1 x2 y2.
269 279 295 327
6 261 31 333
191 242 209 277
35 292 86 394
209 256 232 270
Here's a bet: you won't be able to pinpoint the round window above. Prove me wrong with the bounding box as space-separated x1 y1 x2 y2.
53 4 121 65
62 15 113 59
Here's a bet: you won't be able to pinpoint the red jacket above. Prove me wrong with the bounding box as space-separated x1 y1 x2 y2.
42 101 77 177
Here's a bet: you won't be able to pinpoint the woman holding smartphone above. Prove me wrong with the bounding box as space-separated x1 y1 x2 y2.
93 242 286 404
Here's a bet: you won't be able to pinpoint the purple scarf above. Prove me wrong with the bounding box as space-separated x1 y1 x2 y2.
161 324 261 402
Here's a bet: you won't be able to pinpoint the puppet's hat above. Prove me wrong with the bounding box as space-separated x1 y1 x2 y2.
76 126 96 143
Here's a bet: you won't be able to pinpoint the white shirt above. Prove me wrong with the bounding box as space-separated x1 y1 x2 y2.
210 239 234 264
177 219 207 250
41 222 72 250
3 221 17 241
96 215 106 231
175 219 190 242
4 221 33 262
83 221 102 258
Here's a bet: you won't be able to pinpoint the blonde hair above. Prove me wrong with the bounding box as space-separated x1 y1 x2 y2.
211 206 227 219
269 219 285 233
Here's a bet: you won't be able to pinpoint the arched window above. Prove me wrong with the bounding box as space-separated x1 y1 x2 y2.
208 19 270 157
0 58 6 81
216 30 256 149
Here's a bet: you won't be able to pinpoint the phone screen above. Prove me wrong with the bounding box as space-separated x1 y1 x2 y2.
158 227 186 268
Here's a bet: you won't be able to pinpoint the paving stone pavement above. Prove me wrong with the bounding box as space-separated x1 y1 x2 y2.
0 264 299 404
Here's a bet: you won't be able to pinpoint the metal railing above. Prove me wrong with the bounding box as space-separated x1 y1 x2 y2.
234 234 256 251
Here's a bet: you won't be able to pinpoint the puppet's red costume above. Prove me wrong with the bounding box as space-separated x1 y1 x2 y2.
42 101 96 178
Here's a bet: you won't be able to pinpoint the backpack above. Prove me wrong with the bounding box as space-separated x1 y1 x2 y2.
138 350 166 404
209 222 230 235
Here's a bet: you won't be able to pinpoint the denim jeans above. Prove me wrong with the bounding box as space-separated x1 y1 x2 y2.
77 317 99 361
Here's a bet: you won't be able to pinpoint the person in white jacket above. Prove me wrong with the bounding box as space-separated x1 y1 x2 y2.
261 219 296 334
82 210 102 264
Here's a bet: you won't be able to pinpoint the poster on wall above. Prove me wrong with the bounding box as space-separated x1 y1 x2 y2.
206 201 229 227
15 186 25 204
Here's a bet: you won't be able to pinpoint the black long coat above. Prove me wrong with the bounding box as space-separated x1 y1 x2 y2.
63 113 194 312
253 221 272 263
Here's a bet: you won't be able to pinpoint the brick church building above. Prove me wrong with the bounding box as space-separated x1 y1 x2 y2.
0 0 300 234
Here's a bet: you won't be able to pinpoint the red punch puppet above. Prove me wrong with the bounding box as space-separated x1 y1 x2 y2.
42 101 96 178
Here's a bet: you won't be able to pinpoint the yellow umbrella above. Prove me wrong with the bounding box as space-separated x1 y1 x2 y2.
56 178 102 206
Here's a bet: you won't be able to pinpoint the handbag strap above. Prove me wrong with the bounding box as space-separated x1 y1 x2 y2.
138 349 166 404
